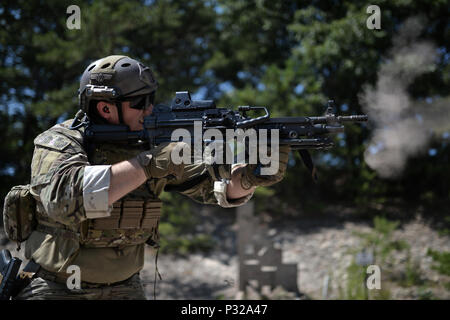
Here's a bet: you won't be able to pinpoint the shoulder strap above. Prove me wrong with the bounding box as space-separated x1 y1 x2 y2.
164 173 209 193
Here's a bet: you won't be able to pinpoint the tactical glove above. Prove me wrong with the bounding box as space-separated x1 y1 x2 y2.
203 142 231 181
136 142 187 180
240 145 290 190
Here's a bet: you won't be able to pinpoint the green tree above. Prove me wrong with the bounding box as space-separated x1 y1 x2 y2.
0 0 219 203
211 0 450 209
1 0 449 222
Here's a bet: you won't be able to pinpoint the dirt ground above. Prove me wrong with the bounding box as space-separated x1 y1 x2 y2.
140 205 450 300
1 204 449 300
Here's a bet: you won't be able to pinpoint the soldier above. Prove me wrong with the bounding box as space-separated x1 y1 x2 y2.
14 55 289 299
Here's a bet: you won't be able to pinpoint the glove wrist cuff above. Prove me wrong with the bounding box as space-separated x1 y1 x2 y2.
136 151 153 179
240 167 255 190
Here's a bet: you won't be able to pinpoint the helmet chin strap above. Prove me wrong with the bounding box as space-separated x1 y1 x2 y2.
116 101 124 125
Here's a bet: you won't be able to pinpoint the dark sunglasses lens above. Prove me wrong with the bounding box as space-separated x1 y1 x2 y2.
129 96 146 110
129 93 155 110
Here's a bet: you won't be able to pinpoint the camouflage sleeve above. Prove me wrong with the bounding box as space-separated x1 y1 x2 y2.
30 128 90 226
166 162 253 208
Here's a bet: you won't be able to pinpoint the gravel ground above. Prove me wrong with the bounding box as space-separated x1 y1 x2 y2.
140 206 450 300
1 205 449 300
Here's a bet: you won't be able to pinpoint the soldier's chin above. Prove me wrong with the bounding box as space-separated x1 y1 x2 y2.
128 123 143 131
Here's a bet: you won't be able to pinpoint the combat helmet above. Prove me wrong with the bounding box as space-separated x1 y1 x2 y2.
78 55 158 124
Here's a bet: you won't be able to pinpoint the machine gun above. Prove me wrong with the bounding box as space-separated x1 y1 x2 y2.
84 91 368 179
0 249 22 300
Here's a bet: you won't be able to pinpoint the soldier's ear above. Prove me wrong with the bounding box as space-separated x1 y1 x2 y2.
97 101 113 120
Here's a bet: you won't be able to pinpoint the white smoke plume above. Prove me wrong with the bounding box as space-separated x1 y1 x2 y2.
359 17 450 178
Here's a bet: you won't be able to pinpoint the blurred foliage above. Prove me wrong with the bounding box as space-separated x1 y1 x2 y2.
158 192 215 254
337 216 450 299
337 261 368 299
427 248 450 290
339 216 408 299
337 259 393 300
1 0 449 225
438 216 450 236
400 251 425 287
352 216 410 264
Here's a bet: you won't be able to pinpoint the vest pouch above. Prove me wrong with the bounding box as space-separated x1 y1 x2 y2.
80 200 162 248
3 184 37 243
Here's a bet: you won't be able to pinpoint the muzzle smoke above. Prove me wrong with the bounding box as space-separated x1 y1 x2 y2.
359 17 450 178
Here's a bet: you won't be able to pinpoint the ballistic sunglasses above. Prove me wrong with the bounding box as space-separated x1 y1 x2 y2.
124 92 156 110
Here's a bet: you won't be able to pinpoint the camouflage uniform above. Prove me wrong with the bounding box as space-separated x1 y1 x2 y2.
15 119 252 300
15 273 146 300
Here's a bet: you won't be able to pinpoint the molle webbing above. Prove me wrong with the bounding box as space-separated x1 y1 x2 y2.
91 200 162 230
36 224 80 241
35 200 162 248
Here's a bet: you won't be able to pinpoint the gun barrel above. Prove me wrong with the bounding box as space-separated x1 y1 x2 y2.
323 125 345 133
308 114 368 124
337 115 368 122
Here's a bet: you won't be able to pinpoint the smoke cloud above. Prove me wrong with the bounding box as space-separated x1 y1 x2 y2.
359 17 450 178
